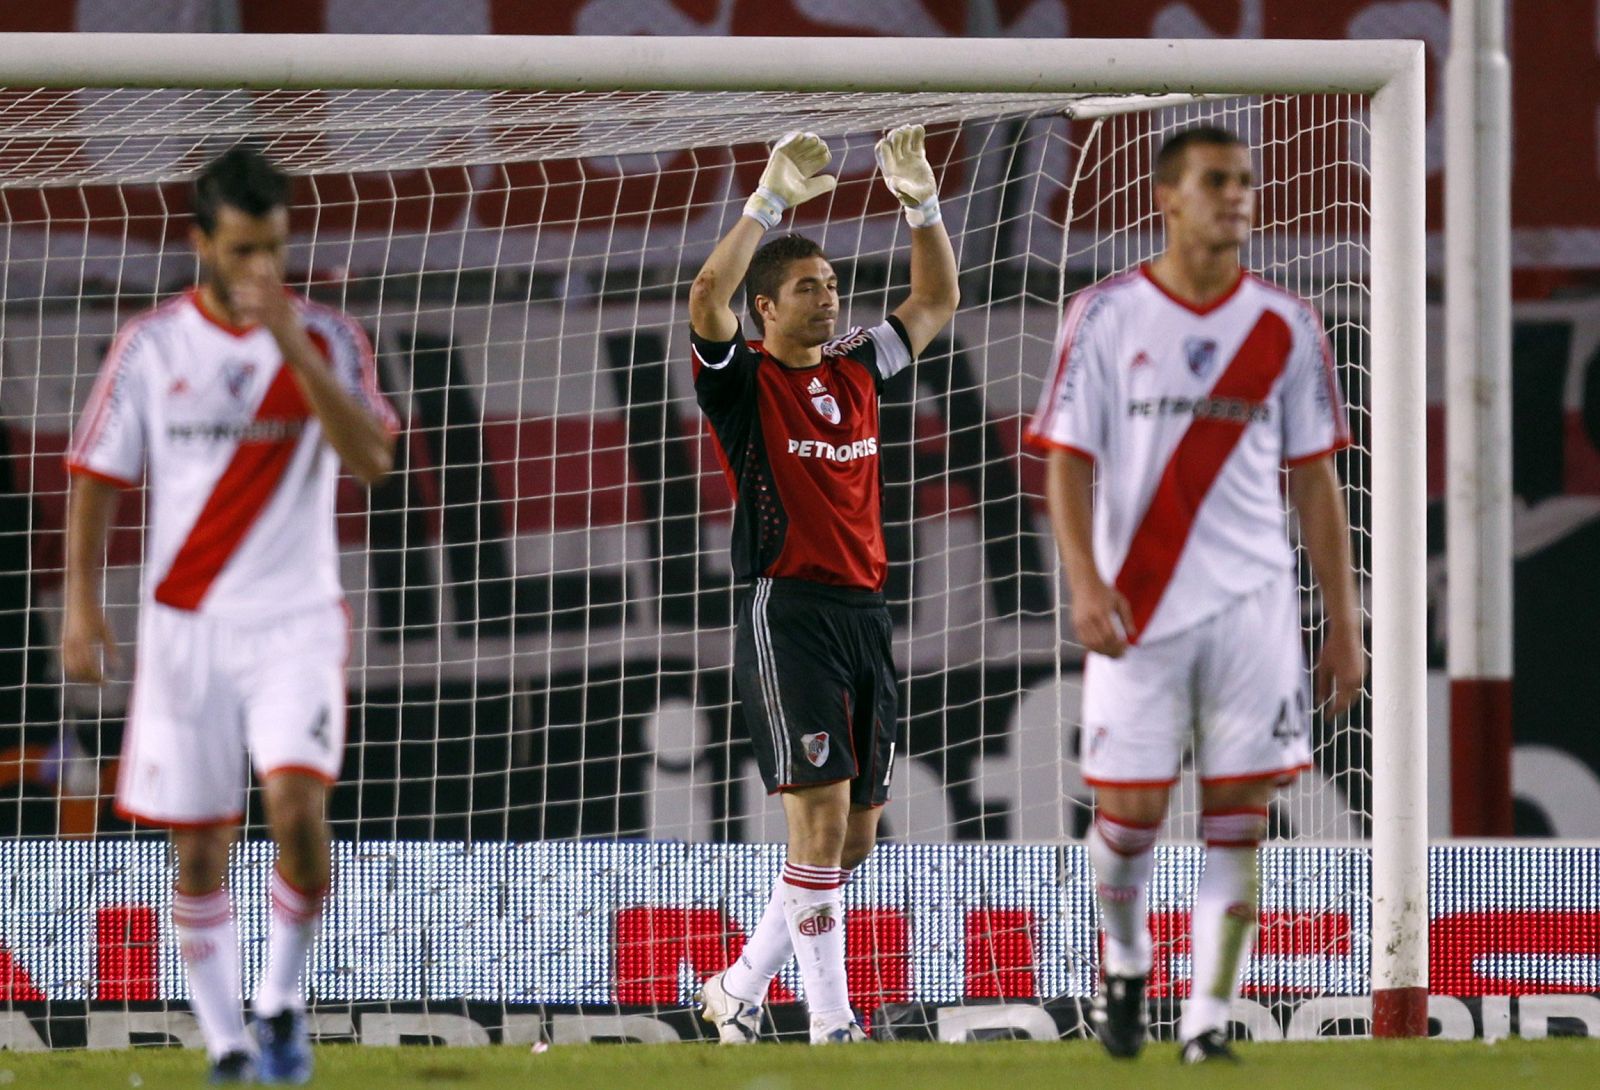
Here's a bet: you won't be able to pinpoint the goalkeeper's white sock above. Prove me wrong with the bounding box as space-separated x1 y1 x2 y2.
778 862 852 1035
1180 809 1267 1041
1087 814 1158 978
252 866 327 1019
722 866 839 1002
173 886 252 1060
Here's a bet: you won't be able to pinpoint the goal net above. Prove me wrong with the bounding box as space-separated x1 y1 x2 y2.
0 42 1424 1049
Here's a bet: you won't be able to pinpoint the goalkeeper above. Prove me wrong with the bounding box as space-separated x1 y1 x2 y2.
687 126 958 1043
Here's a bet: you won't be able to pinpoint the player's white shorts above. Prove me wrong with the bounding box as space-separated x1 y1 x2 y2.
1080 573 1313 789
115 600 349 827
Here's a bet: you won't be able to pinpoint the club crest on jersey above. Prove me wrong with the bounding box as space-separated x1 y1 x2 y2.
811 393 841 425
1184 337 1218 378
805 376 841 423
801 731 830 767
223 360 256 399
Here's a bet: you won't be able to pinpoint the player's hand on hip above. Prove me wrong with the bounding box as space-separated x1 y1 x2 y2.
875 123 942 226
61 602 120 685
1315 619 1366 718
1071 578 1133 658
744 132 837 229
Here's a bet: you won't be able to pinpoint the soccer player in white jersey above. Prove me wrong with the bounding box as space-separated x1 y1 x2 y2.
1028 127 1364 1064
61 147 397 1084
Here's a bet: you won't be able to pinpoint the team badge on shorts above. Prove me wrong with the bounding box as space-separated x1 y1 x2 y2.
801 731 831 767
1184 337 1218 378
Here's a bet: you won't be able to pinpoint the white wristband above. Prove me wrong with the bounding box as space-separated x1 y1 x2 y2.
743 187 786 230
904 196 941 228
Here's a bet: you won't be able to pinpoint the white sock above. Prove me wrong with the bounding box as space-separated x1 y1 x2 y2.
779 862 852 1036
723 872 809 1002
252 866 327 1019
1087 814 1158 978
1180 808 1267 1041
172 887 251 1060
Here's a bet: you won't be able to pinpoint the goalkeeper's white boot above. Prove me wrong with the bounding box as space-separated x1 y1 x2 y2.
812 1018 867 1044
696 971 763 1044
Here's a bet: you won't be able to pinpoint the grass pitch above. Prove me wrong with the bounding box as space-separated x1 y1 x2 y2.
1 1039 1596 1090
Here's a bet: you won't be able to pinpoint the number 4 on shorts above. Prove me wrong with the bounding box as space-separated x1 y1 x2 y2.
308 707 330 751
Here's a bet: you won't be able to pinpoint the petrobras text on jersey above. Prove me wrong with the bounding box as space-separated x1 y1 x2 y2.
166 419 306 443
1124 395 1272 424
786 436 879 462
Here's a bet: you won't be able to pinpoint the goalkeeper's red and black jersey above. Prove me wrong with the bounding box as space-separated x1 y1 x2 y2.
691 318 915 591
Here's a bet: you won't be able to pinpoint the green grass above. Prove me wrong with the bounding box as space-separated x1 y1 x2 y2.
1 1039 1596 1090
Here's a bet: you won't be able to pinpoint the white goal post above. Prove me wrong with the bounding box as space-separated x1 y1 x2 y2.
0 33 1428 1039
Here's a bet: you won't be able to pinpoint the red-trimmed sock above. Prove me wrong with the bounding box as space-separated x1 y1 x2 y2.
1087 813 1159 977
778 862 852 1036
1181 808 1267 1041
173 886 251 1060
722 864 846 1002
251 866 327 1019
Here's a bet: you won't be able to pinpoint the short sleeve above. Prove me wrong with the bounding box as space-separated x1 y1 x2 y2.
691 327 761 413
863 318 915 383
819 319 914 389
65 323 150 487
312 311 401 436
1281 304 1350 466
1024 288 1112 462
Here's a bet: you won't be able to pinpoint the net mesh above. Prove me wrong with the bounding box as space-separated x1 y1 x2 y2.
0 87 1372 1043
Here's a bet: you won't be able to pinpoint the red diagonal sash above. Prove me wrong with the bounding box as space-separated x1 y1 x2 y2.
1113 310 1292 642
153 364 310 610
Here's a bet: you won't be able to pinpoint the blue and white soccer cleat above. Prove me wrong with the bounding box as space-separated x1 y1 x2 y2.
696 971 763 1044
814 1020 868 1044
254 1008 313 1084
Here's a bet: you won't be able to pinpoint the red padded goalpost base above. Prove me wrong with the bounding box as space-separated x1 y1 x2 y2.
1372 986 1429 1037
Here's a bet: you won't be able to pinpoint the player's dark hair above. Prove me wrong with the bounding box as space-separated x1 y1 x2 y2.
193 145 292 235
746 233 827 331
1153 126 1246 187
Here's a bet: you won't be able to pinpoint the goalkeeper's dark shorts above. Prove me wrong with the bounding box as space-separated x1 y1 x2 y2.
733 576 899 807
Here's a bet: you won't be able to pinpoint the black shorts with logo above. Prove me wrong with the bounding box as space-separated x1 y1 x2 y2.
733 577 899 807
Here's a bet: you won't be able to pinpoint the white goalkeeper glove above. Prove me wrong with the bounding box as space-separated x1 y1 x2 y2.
743 131 837 230
875 123 941 227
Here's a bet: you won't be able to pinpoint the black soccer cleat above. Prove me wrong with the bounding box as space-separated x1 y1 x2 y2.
207 1049 257 1084
1090 973 1148 1059
1179 1027 1239 1064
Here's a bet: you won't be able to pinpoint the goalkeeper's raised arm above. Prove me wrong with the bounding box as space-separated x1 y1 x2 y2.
688 126 958 351
688 130 837 343
878 123 960 354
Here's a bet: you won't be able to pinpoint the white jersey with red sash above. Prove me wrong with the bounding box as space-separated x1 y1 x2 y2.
66 289 399 619
1026 266 1348 645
